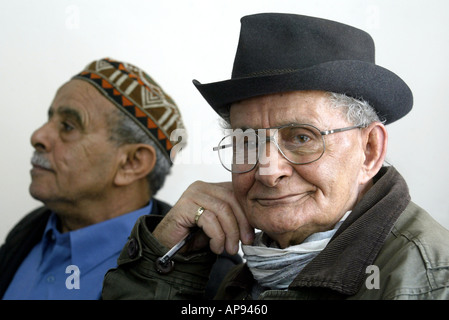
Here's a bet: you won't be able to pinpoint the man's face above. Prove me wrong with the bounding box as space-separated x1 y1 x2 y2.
29 80 121 211
230 90 367 248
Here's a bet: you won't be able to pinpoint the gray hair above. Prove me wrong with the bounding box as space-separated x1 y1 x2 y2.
327 92 383 126
219 92 383 128
107 109 171 196
329 92 390 166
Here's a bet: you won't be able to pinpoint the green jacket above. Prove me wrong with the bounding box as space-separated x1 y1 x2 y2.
102 167 449 300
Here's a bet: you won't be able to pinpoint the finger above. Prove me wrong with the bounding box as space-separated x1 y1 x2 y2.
192 188 248 251
211 182 255 245
153 182 225 248
196 206 240 255
155 180 254 252
214 208 241 254
196 209 226 254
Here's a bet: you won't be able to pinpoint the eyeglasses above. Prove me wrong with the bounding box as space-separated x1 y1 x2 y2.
213 123 365 173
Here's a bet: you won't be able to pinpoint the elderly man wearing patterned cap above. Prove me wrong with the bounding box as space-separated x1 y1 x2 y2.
102 14 449 300
0 58 240 299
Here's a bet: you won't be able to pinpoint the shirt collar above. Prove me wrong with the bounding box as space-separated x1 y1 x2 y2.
48 201 153 274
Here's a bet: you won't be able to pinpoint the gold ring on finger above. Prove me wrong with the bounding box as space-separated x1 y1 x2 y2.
195 206 205 225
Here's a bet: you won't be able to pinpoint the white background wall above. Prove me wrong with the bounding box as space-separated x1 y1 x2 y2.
1 0 448 243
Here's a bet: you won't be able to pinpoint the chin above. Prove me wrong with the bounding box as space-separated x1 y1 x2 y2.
29 184 51 203
254 216 301 236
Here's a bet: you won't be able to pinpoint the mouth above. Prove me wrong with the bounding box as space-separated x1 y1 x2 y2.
31 164 53 172
254 193 312 207
31 153 53 172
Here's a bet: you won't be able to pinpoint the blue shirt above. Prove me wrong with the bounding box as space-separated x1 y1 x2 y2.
3 201 153 300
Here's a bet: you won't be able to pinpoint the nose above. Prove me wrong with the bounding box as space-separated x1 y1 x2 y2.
30 122 52 152
254 140 293 186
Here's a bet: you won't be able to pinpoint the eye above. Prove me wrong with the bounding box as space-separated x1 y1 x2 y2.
61 121 75 132
292 134 311 144
279 126 320 152
283 129 313 145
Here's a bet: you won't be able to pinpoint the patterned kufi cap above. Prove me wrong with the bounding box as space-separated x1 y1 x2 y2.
73 58 185 163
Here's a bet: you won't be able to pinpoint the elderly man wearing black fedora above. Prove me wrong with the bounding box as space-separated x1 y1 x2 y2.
102 13 449 300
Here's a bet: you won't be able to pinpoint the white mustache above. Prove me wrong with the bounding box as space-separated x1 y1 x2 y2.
31 152 52 170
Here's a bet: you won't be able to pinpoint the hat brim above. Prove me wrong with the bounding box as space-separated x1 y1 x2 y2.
193 60 413 124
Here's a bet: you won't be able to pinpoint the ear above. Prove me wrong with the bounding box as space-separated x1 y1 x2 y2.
359 122 388 185
114 144 157 187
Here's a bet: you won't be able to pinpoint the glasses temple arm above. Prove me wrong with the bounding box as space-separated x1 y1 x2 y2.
213 143 233 151
320 124 365 136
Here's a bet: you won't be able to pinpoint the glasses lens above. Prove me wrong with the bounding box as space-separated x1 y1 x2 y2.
217 130 258 173
276 125 324 164
216 125 325 172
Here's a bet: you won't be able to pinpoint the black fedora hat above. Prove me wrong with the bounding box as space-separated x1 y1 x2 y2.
193 13 413 124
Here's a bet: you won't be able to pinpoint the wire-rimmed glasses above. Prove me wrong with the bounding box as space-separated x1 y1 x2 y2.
213 123 365 173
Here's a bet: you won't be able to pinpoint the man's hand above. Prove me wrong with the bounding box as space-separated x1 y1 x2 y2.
153 181 254 255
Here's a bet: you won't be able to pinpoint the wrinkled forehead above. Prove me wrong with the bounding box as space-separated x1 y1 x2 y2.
228 90 346 130
54 79 113 109
51 80 118 127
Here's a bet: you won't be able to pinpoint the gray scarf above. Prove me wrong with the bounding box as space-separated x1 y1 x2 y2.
242 212 349 290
